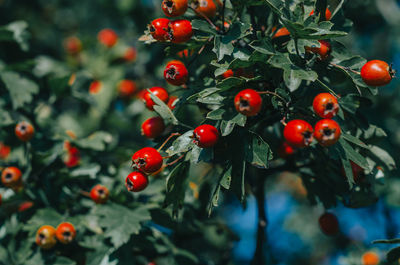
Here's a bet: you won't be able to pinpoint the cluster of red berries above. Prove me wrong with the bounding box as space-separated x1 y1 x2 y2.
36 222 76 249
149 18 192 44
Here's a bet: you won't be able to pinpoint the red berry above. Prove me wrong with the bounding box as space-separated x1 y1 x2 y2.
309 8 332 20
222 69 234 79
90 184 109 204
194 0 217 18
1 167 22 188
97 29 118 48
148 18 170 41
125 171 149 192
0 142 11 160
162 0 188 17
123 47 137 62
312 93 339 119
167 96 179 110
15 121 34 142
318 212 339 236
18 201 34 212
193 124 219 148
89 80 102 94
164 60 188 86
141 117 165 139
64 146 80 168
314 119 341 147
342 161 364 183
56 222 76 244
362 251 380 265
278 142 296 158
272 27 290 39
283 120 314 148
36 225 57 249
177 49 193 58
168 19 193 44
63 36 82 55
142 87 169 111
118 80 137 98
234 89 262 117
305 40 331 60
361 60 394 87
131 147 163 173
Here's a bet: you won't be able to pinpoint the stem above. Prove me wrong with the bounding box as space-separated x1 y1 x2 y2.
164 154 185 167
251 169 267 265
315 79 340 98
189 6 218 30
157 133 181 152
257 90 287 104
79 190 91 198
188 36 213 67
329 62 361 75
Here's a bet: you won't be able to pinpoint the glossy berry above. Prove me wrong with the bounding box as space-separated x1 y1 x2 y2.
15 121 34 142
306 40 331 60
164 60 188 86
123 47 137 62
63 36 82 55
97 29 118 48
234 89 262 117
56 222 76 244
222 69 234 79
193 124 219 148
283 120 314 148
125 171 149 192
278 142 296 158
132 147 163 174
148 18 170 41
141 117 165 139
309 8 332 20
1 167 22 188
318 212 339 236
313 93 339 119
142 87 169 111
272 27 290 39
36 225 57 249
0 142 11 160
314 119 341 147
90 184 109 204
361 251 380 265
168 19 193 43
118 80 137 98
361 60 394 87
194 0 217 18
162 0 188 17
89 80 102 94
167 96 179 110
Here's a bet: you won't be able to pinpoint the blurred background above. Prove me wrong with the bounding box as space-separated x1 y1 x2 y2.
1 0 400 264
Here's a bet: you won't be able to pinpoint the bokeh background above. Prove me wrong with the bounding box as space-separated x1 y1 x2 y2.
1 0 400 264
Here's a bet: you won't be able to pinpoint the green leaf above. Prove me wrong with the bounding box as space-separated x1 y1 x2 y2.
75 131 114 151
338 138 369 169
1 71 39 109
149 90 179 125
24 209 63 233
231 159 246 203
70 164 101 179
369 145 396 170
341 133 369 149
165 162 190 215
3 21 30 51
191 19 215 34
166 131 195 156
94 203 151 248
387 247 400 262
245 131 273 169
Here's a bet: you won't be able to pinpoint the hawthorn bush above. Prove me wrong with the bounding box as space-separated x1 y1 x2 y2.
0 0 398 264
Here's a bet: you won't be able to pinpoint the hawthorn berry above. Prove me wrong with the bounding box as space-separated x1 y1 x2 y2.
164 60 188 86
125 171 149 192
118 79 137 98
177 49 193 58
168 19 193 43
162 0 188 17
141 117 165 139
64 146 80 168
283 120 314 148
272 27 290 39
0 142 11 160
142 87 169 110
97 28 118 48
361 60 394 87
123 47 137 62
18 201 34 212
342 161 364 183
314 119 341 147
89 80 102 94
56 222 76 244
1 167 22 188
193 124 219 148
36 225 57 249
63 36 82 55
305 40 331 60
193 0 217 19
318 212 339 236
90 184 109 204
312 93 339 119
148 18 170 41
222 69 234 79
278 142 296 158
309 8 332 20
361 251 380 265
234 89 262 117
15 121 35 142
132 147 163 173
167 96 179 110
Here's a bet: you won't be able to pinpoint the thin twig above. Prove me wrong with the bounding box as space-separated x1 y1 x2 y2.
79 190 91 198
165 154 185 167
315 79 340 98
157 133 181 152
257 90 287 104
189 6 218 30
329 62 361 75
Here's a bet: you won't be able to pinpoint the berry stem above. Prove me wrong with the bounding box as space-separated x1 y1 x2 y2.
165 154 185 167
257 90 287 104
79 190 91 198
189 6 218 30
329 62 361 75
157 132 181 152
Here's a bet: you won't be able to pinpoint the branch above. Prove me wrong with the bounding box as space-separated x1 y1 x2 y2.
189 6 218 30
